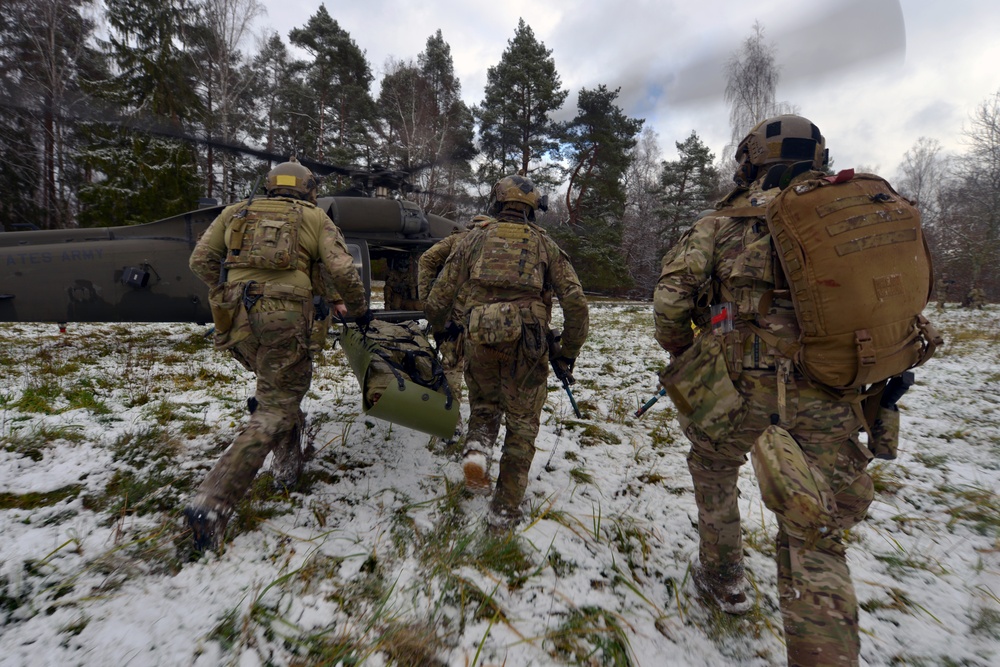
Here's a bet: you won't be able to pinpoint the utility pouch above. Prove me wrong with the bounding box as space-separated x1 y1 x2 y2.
209 283 251 350
467 301 523 346
869 406 900 460
751 425 837 544
659 335 747 441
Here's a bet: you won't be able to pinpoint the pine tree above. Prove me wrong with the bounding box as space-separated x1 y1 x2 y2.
656 131 719 253
289 6 375 167
1 0 103 229
376 30 474 216
78 0 202 226
550 85 642 292
476 19 567 187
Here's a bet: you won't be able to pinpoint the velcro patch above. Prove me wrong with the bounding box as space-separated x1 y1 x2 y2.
275 175 297 186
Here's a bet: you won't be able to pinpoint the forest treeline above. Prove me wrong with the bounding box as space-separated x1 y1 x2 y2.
1 0 997 297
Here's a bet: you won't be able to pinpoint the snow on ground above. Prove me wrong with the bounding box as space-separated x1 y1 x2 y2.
0 303 998 666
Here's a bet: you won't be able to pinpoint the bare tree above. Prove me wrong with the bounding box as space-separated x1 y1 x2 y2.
193 0 264 200
722 21 795 173
935 90 1000 297
620 126 664 296
895 137 945 225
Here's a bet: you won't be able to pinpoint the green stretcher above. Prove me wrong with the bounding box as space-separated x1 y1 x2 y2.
338 321 459 439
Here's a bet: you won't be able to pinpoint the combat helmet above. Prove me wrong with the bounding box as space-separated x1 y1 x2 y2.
266 158 318 203
734 114 827 186
487 174 548 220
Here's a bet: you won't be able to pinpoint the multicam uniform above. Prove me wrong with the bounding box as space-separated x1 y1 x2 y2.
424 213 588 519
417 221 482 405
189 195 366 523
654 178 874 667
384 253 422 310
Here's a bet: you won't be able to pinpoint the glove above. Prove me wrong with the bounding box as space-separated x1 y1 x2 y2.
313 296 330 321
432 321 461 346
355 308 374 330
552 356 576 383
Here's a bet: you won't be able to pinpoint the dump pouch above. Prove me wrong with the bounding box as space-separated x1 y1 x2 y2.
467 301 523 346
208 283 250 350
869 406 900 460
659 335 747 441
751 425 837 543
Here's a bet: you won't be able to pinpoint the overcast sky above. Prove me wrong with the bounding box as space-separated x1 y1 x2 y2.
257 0 1000 177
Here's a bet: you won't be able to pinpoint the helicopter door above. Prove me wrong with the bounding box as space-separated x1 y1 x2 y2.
345 240 371 303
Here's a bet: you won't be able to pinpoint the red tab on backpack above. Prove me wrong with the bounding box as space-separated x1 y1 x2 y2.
824 168 855 184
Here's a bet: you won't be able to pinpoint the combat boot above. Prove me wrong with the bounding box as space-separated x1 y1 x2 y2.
692 560 752 615
184 505 229 553
462 444 492 496
270 415 305 491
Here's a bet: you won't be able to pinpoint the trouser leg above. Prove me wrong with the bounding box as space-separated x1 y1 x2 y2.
687 447 745 571
777 526 860 667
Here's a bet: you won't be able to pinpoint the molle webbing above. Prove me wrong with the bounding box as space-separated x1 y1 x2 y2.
765 172 937 389
470 222 546 291
224 199 309 273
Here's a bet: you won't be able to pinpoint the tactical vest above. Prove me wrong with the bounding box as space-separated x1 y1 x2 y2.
470 221 547 293
223 198 309 273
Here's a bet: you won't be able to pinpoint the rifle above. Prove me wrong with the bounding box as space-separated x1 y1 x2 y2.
635 388 667 418
547 329 582 418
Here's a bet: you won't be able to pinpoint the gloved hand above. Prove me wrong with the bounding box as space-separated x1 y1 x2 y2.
355 308 374 330
551 356 576 383
313 295 330 321
433 321 462 347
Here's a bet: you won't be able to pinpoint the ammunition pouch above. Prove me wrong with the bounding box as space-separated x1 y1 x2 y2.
468 301 523 347
659 334 747 442
208 283 251 350
751 424 837 545
869 405 900 460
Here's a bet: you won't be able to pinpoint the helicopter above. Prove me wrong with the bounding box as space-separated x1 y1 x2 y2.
0 161 464 326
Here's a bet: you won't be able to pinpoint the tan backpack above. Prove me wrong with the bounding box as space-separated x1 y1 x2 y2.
755 169 940 390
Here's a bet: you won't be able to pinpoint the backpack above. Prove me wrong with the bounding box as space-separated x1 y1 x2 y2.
754 169 941 390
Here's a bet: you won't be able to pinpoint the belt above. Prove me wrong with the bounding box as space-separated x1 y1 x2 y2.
240 282 312 301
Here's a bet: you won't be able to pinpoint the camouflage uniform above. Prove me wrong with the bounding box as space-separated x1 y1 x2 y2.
655 178 874 666
965 287 986 310
188 195 366 538
384 253 422 310
417 217 487 407
424 212 588 521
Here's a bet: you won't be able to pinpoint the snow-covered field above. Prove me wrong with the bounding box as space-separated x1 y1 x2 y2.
0 303 998 666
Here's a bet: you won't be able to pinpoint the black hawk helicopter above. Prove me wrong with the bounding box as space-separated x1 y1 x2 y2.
0 155 464 326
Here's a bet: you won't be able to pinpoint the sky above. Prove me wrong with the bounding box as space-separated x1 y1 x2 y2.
254 0 1000 176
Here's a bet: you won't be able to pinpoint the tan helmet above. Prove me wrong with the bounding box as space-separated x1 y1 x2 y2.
734 114 827 186
266 158 317 202
487 174 548 219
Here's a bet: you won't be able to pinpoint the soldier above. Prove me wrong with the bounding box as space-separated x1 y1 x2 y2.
383 252 422 310
965 286 986 310
186 159 369 552
424 175 588 529
418 215 490 432
655 116 876 665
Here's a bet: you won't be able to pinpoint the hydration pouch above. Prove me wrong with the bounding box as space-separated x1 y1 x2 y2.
209 283 251 350
751 425 837 543
467 301 523 346
869 406 900 460
659 335 747 442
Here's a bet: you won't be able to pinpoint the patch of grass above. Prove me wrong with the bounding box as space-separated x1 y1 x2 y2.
64 384 111 414
13 382 62 414
2 424 86 461
0 484 84 510
873 552 949 577
970 606 1000 640
546 606 635 666
931 484 1000 536
569 467 594 485
869 463 904 496
580 424 621 447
